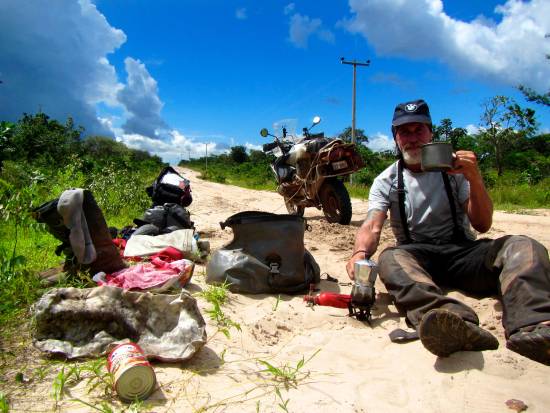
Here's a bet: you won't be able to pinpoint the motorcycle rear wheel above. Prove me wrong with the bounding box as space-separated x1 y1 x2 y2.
319 179 352 224
284 198 305 217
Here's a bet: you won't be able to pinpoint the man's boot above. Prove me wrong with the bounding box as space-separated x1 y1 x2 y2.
419 309 499 357
507 323 550 365
82 190 126 275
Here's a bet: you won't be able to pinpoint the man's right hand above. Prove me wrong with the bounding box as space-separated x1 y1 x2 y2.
346 252 368 280
346 209 387 280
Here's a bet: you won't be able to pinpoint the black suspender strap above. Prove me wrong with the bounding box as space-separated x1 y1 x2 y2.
397 160 463 244
397 159 412 244
441 172 463 241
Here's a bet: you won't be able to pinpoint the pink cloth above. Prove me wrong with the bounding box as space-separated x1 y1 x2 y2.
100 258 193 292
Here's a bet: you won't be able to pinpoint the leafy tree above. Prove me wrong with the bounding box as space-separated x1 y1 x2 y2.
81 136 128 159
478 96 537 176
353 144 395 186
248 149 268 164
337 126 369 145
230 145 249 163
433 118 467 149
524 133 550 156
5 113 82 165
455 133 480 153
0 121 16 168
519 85 550 107
79 135 164 171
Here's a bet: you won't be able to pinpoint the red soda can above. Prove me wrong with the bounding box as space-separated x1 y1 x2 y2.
107 343 156 402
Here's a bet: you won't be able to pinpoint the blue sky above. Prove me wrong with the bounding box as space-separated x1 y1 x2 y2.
1 0 549 164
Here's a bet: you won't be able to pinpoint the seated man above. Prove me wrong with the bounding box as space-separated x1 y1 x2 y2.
347 99 550 365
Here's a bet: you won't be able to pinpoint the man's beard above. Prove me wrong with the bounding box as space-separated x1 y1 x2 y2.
401 147 422 165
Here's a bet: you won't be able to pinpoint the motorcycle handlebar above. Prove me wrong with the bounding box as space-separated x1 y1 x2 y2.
262 142 279 152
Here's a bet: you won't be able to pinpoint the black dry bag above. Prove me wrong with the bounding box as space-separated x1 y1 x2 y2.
206 211 320 294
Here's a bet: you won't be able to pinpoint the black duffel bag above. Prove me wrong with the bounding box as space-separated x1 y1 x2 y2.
146 166 192 207
134 203 194 234
206 211 320 294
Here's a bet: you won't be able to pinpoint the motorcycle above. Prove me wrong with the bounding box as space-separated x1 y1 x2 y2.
260 116 365 225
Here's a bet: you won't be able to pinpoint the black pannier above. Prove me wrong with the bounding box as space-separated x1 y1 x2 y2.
146 166 192 207
206 211 320 294
133 203 194 233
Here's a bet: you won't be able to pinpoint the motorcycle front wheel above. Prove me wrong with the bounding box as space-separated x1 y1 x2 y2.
284 198 305 217
319 179 352 225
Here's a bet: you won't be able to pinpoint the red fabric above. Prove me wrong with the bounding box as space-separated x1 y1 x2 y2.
148 247 184 262
112 238 127 258
100 256 193 291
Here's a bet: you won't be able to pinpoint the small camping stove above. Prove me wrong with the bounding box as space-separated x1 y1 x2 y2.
348 259 378 322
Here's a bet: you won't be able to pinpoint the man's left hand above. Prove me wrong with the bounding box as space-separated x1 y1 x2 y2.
449 150 482 182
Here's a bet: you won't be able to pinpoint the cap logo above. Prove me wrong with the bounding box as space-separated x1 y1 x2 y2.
405 103 417 112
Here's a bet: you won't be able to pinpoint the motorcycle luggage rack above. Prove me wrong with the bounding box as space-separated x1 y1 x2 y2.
316 142 365 177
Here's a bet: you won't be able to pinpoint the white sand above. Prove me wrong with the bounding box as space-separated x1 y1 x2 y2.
149 168 550 413
13 168 550 412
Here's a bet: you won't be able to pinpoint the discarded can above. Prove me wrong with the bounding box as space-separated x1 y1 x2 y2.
107 343 156 402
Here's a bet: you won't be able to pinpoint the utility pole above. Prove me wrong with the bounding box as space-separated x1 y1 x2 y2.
341 57 370 185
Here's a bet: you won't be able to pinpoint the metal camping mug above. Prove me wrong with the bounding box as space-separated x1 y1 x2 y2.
421 142 454 172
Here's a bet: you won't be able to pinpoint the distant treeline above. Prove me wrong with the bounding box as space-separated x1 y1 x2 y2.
182 96 549 209
0 112 167 243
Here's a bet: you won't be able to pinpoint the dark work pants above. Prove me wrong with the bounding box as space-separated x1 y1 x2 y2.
378 235 550 338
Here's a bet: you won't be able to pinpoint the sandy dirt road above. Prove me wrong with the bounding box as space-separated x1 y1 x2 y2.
165 168 550 413
7 168 550 413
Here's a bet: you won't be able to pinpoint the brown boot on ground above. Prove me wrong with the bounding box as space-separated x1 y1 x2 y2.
506 324 550 366
419 309 499 357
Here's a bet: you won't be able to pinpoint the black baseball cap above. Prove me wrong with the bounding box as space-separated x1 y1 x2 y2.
392 99 432 127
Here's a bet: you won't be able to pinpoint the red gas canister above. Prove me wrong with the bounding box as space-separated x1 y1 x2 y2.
304 292 351 309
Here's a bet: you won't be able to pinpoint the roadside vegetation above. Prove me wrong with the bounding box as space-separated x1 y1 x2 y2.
0 93 548 410
0 113 322 413
182 96 549 211
0 113 164 333
0 113 165 411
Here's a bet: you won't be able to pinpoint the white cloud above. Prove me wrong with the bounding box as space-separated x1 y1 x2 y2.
244 142 262 152
366 133 395 152
284 3 295 15
236 8 247 20
117 57 167 138
465 124 480 135
342 0 550 91
288 13 335 49
117 129 231 164
0 0 126 136
0 0 245 164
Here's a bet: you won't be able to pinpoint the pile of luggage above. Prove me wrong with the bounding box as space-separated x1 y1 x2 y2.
32 166 200 282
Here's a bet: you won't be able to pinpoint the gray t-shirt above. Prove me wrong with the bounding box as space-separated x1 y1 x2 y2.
368 161 475 245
